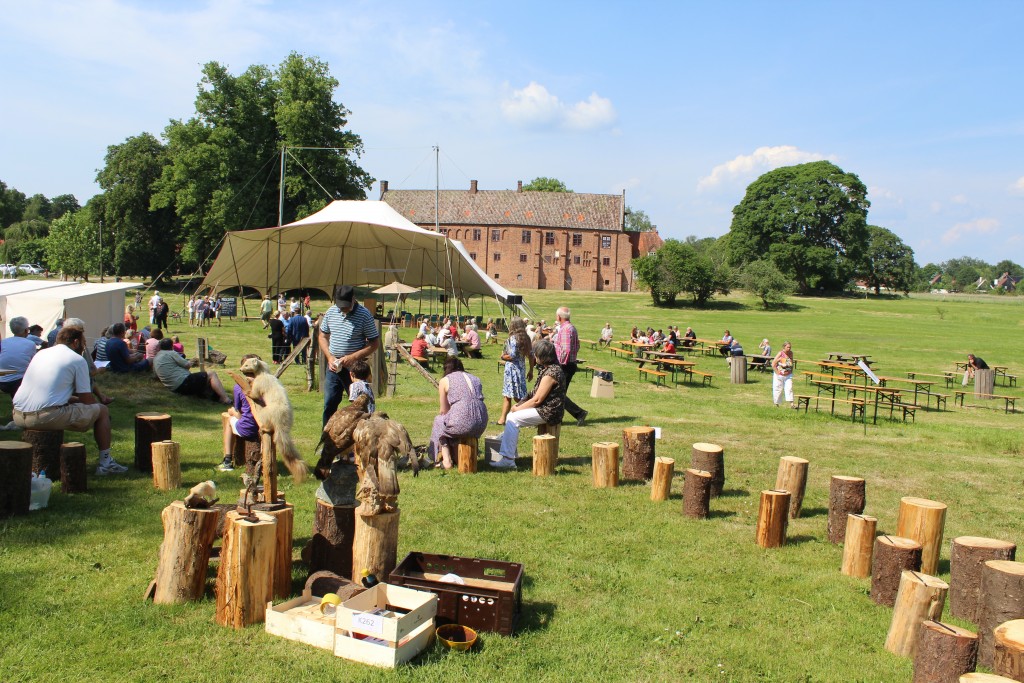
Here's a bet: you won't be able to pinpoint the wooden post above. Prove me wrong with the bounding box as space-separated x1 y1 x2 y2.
457 436 478 474
538 422 561 455
591 442 619 488
135 412 171 473
755 490 791 548
386 347 398 398
532 434 558 476
215 510 277 628
959 674 1019 682
993 620 1024 682
690 442 724 497
730 356 747 384
0 441 33 516
885 571 949 658
59 442 88 494
974 369 995 398
827 475 865 544
622 427 656 481
309 499 356 576
154 500 219 604
682 468 713 519
351 509 400 584
841 514 877 578
650 457 674 501
23 428 64 479
260 429 278 504
950 536 1017 624
774 456 809 518
264 503 294 600
896 497 948 575
151 440 181 490
979 560 1024 668
912 621 979 683
871 535 923 607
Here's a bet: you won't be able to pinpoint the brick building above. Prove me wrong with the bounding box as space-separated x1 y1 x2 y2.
380 180 662 292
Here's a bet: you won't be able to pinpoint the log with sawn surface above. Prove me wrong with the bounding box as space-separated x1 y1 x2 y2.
949 536 1017 624
151 440 181 490
622 427 656 481
153 500 219 604
532 434 557 476
23 428 64 479
351 508 400 584
683 468 713 519
457 436 478 474
774 456 809 518
993 619 1024 682
755 490 791 548
215 510 277 628
0 441 33 516
264 503 294 600
650 457 674 501
912 620 979 683
690 442 724 496
896 497 948 576
978 560 1024 668
591 442 619 488
59 441 88 494
871 535 923 607
841 514 877 578
827 475 865 544
309 499 356 576
134 412 171 473
885 570 949 658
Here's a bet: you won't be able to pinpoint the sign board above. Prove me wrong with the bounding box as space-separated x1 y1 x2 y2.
219 297 237 317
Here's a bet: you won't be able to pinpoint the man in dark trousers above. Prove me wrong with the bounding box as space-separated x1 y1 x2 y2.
287 308 310 364
552 306 587 426
962 353 989 386
317 285 379 426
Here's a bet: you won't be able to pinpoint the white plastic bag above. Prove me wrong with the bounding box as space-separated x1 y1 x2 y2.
29 472 52 510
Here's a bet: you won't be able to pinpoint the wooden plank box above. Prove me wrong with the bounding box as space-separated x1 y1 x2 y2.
265 588 336 651
334 583 437 668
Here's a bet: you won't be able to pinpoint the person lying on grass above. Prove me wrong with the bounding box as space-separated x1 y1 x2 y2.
152 338 231 404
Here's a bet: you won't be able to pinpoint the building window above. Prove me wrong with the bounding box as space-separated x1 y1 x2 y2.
493 252 501 262
572 233 583 247
494 273 500 279
472 228 481 240
517 274 523 280
602 257 610 266
519 253 528 263
439 228 448 236
574 255 581 265
492 229 501 241
601 235 612 249
521 230 531 244
543 255 552 264
545 232 555 245
604 279 610 286
469 252 477 260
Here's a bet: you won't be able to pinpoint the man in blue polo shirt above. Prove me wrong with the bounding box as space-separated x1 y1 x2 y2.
318 285 379 426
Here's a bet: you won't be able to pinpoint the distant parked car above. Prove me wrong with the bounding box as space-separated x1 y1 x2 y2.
18 264 43 274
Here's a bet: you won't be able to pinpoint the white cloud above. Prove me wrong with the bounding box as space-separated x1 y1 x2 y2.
500 82 617 131
696 145 835 192
951 194 969 204
941 217 999 244
1011 177 1024 195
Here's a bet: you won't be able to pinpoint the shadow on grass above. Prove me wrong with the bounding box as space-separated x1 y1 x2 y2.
580 415 641 426
718 488 749 498
707 509 736 519
800 506 828 518
517 600 556 635
786 534 817 546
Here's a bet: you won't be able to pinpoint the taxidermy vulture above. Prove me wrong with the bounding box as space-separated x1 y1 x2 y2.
314 393 371 480
353 414 417 516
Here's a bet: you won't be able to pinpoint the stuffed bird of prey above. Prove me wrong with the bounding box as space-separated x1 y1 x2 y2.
314 393 371 480
353 414 416 515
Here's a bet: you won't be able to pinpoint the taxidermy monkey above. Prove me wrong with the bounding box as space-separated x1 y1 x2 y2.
239 357 309 483
353 414 416 515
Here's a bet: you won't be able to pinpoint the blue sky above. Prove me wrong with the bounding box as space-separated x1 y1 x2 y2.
2 0 1022 266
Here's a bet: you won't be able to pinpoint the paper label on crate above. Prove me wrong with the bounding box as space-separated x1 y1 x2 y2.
352 612 385 635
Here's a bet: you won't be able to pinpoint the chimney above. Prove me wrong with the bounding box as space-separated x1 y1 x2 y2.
470 180 478 194
379 180 388 199
517 180 523 193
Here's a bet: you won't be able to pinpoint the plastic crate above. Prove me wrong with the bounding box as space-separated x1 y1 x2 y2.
389 552 523 636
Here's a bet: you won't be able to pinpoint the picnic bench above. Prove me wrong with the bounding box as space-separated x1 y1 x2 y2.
609 347 630 359
685 369 714 387
580 339 599 351
906 371 955 389
953 391 1017 413
793 394 866 421
638 366 668 386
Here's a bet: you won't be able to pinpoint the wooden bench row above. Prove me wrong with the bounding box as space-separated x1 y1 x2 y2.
953 391 1017 413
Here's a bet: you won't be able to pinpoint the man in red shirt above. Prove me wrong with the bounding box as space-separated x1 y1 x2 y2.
553 306 587 426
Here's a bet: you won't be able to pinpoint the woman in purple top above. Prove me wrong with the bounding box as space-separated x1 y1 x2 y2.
217 354 261 471
429 357 488 470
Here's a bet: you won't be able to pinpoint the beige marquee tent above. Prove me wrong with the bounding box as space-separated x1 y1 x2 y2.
0 281 139 344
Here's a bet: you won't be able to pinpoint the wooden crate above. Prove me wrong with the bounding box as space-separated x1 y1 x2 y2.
265 588 336 651
334 583 437 668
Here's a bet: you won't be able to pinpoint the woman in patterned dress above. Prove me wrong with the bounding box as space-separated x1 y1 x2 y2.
429 357 489 469
496 317 534 425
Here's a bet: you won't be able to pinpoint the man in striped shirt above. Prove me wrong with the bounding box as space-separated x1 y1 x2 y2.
553 306 587 426
318 285 380 426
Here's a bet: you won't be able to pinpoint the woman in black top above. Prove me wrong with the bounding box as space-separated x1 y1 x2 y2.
268 311 286 363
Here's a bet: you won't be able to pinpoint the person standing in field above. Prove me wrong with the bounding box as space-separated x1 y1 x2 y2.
260 294 274 329
318 285 380 427
553 306 587 426
771 341 795 408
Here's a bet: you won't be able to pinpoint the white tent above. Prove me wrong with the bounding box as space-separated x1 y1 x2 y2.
199 200 525 309
1 282 140 344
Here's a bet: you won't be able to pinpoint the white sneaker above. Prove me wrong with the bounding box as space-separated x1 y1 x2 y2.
96 460 129 475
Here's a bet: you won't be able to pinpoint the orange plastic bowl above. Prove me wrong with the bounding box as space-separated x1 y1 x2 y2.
436 623 478 652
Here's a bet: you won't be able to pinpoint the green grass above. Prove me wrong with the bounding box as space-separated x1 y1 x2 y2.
1 289 1021 682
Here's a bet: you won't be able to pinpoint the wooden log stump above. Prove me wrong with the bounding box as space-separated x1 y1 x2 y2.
979 561 1024 668
755 490 791 548
897 497 948 576
260 430 277 504
309 499 356 576
264 503 294 600
690 442 724 497
303 570 364 601
151 440 181 490
774 456 809 518
960 674 1019 682
912 620 979 683
215 510 277 628
827 475 865 544
59 442 87 494
23 428 64 479
950 536 1017 624
730 356 747 384
154 500 219 604
591 442 619 488
683 468 713 519
650 457 674 501
457 436 478 474
841 514 877 578
538 422 561 438
223 412 252 467
532 434 558 476
620 427 655 481
351 509 400 584
0 441 33 516
885 571 949 658
993 619 1024 682
241 439 262 479
871 535 924 607
135 412 171 473
975 369 995 398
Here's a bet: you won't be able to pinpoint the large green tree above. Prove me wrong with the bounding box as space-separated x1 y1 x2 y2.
741 259 794 308
522 177 571 192
727 161 870 294
45 209 100 279
633 238 730 307
0 181 28 229
861 225 916 295
941 256 990 291
624 206 654 232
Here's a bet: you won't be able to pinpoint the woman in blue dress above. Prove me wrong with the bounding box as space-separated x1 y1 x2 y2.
496 317 533 425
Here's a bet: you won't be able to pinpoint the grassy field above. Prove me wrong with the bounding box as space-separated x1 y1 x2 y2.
1 288 1021 682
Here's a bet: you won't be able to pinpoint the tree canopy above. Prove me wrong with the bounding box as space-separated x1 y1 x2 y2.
624 206 655 232
861 225 915 295
633 237 731 307
522 177 571 192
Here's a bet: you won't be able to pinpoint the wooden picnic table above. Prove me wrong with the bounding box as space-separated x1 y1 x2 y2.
619 340 654 358
875 375 934 405
694 338 730 356
827 352 874 364
906 371 956 389
655 358 695 383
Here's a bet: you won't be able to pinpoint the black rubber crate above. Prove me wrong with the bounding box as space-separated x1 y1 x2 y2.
388 552 523 636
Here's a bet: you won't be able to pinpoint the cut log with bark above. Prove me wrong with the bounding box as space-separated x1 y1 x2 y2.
135 412 171 473
841 514 877 578
0 441 33 516
622 427 656 481
215 510 277 628
457 436 478 474
532 434 558 477
690 442 724 497
871 535 924 607
241 439 262 480
993 619 1024 682
774 456 809 518
223 412 254 467
59 442 87 494
950 536 1017 624
755 490 791 548
650 457 674 501
23 428 64 479
897 497 948 576
351 509 400 584
153 500 219 604
959 674 1020 682
151 440 181 490
260 429 278 504
683 468 713 519
264 503 294 600
912 620 978 683
303 570 365 601
827 475 865 544
591 442 619 488
308 499 356 576
885 570 949 658
979 560 1024 668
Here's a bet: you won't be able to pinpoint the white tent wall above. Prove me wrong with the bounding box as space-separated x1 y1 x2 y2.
2 282 140 345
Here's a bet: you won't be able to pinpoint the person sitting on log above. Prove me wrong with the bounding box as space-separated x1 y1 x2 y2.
12 326 126 475
429 356 488 470
0 316 39 397
493 339 565 470
216 353 261 472
962 353 989 386
105 322 150 373
152 338 231 404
